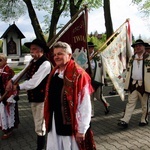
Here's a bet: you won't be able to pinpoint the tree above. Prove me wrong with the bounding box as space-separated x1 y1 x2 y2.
132 0 150 16
0 0 25 21
23 0 45 42
0 0 104 42
103 0 113 39
21 45 30 53
132 0 150 38
88 33 106 51
0 0 117 46
47 0 67 42
0 0 149 45
0 1 101 42
69 0 102 17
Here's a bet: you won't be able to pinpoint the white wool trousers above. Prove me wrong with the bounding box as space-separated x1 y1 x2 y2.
31 102 46 136
121 90 149 124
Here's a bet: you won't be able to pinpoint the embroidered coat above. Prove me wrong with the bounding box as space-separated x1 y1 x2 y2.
0 65 15 101
0 65 20 130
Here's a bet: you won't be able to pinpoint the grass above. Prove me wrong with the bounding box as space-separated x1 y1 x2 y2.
13 68 23 74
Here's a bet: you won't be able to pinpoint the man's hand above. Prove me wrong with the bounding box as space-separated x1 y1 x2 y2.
6 80 13 91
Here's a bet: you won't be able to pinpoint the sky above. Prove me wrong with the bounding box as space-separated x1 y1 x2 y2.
88 0 150 41
0 0 149 43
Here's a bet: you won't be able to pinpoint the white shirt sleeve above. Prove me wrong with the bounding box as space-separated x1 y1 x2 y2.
12 62 30 81
76 83 91 134
12 61 51 90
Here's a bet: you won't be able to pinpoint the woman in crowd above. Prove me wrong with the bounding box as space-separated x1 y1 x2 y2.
0 53 19 139
44 41 96 150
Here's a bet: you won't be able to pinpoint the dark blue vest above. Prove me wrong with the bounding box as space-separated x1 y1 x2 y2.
48 73 72 135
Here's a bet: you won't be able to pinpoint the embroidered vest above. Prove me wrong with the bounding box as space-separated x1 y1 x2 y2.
26 55 48 102
48 73 72 135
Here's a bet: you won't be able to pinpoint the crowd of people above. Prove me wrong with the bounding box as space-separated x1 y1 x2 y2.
0 38 150 150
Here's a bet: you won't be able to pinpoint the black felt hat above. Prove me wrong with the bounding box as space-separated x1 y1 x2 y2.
131 39 148 48
88 42 96 47
145 43 150 49
24 39 49 53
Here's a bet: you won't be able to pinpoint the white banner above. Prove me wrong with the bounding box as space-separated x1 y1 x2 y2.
101 24 128 101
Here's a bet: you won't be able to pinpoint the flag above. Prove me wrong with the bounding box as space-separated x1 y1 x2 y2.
101 22 132 101
46 8 91 74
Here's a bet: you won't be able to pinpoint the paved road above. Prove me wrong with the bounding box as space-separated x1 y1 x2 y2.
0 85 150 150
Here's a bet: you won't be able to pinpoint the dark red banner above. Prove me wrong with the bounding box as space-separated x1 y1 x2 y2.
47 12 91 74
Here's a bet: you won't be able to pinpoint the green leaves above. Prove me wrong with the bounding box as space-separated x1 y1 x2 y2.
0 0 26 22
132 0 150 16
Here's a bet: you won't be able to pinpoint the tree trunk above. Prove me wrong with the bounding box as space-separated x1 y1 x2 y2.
103 0 113 39
69 0 83 17
48 0 67 42
23 0 45 42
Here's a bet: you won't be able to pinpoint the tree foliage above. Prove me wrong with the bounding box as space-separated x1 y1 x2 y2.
88 33 107 51
0 0 26 22
132 0 150 16
0 0 103 43
21 45 30 53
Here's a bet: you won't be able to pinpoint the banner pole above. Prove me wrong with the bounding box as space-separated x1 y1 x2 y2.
90 18 129 60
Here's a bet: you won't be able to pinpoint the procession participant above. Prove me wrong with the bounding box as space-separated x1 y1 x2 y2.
6 39 51 150
44 41 96 150
145 43 150 113
88 42 110 116
118 39 150 129
0 53 19 140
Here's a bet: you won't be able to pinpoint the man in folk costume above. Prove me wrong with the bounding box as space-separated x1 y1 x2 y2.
44 41 96 150
6 39 52 150
88 42 110 116
145 43 150 112
118 39 150 129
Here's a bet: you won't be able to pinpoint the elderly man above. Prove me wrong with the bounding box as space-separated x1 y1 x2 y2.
118 39 150 129
6 39 52 150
